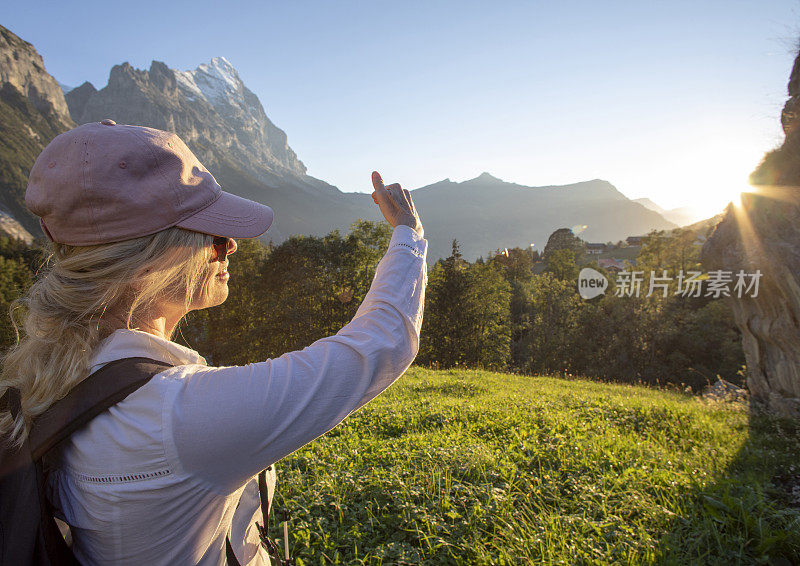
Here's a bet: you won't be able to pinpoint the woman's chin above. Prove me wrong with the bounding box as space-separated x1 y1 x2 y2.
193 283 229 310
211 286 229 307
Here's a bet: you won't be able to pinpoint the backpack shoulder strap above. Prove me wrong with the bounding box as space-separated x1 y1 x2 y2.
29 357 174 461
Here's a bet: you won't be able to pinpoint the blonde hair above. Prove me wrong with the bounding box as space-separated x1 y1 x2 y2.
0 227 213 447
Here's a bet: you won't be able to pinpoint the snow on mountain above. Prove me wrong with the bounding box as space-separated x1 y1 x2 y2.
176 57 245 109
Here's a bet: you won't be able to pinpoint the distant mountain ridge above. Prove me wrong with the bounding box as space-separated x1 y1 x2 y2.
412 174 677 261
632 197 666 214
633 197 700 227
0 22 688 262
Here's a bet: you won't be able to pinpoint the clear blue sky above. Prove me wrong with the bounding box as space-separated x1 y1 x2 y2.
3 1 798 219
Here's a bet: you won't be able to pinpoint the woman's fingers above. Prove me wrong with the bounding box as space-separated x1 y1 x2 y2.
402 188 415 212
373 173 400 207
371 172 402 226
371 172 406 209
371 171 391 210
385 183 405 210
371 172 390 206
371 171 385 193
370 171 422 237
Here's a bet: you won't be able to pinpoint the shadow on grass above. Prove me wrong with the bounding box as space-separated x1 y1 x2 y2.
657 399 800 565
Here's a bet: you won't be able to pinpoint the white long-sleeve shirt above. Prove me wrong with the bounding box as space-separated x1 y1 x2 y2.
46 225 428 566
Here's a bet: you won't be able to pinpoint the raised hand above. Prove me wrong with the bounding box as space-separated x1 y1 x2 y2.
371 171 424 239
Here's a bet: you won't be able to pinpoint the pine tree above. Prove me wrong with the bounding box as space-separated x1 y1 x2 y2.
418 239 511 369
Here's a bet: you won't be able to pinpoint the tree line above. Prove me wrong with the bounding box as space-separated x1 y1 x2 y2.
0 220 744 391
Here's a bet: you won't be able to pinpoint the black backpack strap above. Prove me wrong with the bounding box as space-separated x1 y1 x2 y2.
29 357 174 461
258 466 272 528
17 357 285 565
5 357 174 566
227 464 280 565
257 466 284 559
226 535 241 565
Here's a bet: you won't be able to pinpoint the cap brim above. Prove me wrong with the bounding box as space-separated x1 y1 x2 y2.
175 190 274 238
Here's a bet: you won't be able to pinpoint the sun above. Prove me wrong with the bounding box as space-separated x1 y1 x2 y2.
692 182 754 218
650 133 770 222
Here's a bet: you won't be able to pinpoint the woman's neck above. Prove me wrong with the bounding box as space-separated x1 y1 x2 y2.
135 317 173 340
107 306 185 341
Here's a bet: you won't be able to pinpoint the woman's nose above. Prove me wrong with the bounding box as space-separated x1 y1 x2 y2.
228 238 238 256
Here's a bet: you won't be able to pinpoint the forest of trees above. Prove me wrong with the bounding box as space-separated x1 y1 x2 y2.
416 227 743 390
0 221 744 391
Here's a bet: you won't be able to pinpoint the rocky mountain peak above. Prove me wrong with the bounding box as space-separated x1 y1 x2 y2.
66 57 307 181
104 61 178 97
475 172 502 182
176 56 242 104
107 61 136 87
63 81 97 121
148 60 178 93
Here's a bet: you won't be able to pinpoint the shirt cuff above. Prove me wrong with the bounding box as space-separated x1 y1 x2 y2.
388 225 427 260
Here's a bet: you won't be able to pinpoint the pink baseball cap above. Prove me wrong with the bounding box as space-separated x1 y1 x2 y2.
25 119 274 245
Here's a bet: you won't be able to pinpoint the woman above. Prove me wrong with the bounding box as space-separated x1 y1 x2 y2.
0 120 427 565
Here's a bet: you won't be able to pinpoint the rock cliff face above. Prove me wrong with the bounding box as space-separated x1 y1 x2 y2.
0 25 72 131
0 24 74 238
0 210 33 244
701 50 800 416
176 57 306 176
67 57 306 185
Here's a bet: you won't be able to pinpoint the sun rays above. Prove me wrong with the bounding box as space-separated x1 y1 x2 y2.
727 184 800 268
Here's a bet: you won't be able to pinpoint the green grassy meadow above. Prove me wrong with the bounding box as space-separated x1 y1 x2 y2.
273 367 800 565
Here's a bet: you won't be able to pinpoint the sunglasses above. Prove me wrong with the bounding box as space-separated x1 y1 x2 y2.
212 236 234 262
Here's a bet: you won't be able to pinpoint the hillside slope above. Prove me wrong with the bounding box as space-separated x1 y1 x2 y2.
274 366 800 564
